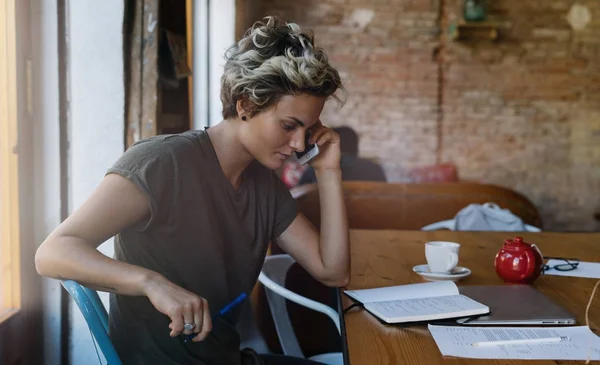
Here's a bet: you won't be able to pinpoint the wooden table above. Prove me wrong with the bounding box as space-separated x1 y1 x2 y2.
340 230 600 364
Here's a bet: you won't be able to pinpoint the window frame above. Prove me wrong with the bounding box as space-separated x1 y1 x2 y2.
0 0 22 324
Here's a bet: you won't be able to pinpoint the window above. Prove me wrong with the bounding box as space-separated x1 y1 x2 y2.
0 0 21 323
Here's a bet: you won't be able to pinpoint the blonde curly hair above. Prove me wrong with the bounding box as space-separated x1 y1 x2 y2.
220 16 345 119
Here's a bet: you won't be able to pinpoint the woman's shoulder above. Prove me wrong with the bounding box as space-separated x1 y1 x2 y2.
143 129 203 149
127 130 204 157
111 130 207 177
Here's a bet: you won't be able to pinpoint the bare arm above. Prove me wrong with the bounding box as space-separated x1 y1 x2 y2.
276 168 350 287
35 174 212 341
35 174 156 294
275 122 350 287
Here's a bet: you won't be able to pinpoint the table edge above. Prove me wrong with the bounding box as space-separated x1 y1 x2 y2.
337 287 350 365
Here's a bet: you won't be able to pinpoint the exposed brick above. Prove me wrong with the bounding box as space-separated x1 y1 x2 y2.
251 0 600 231
532 28 572 42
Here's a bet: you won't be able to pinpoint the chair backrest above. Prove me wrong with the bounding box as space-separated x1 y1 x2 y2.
61 280 122 365
259 255 340 359
290 181 542 231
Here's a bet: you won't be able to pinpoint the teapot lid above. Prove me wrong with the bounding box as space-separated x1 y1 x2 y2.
513 236 526 244
503 236 530 247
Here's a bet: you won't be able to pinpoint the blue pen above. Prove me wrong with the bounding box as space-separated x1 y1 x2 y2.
184 293 247 343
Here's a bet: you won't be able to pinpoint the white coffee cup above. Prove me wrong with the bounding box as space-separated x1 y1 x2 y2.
425 241 460 273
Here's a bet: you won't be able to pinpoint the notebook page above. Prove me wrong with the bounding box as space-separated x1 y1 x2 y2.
365 294 488 323
344 281 458 304
428 325 600 360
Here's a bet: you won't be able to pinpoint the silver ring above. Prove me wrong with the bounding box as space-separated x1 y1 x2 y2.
183 323 195 332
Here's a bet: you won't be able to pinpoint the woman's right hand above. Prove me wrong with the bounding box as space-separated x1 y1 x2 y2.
143 274 212 342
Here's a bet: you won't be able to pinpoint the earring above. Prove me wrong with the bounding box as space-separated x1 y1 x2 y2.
241 116 247 121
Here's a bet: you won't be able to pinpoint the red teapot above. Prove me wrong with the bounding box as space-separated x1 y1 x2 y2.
494 236 543 284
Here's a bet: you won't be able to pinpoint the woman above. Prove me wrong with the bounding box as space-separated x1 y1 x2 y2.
35 16 349 365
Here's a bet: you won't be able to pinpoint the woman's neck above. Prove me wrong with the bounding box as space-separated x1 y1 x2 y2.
205 121 254 188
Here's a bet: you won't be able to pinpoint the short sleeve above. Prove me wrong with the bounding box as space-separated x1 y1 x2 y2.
271 172 298 239
106 137 178 231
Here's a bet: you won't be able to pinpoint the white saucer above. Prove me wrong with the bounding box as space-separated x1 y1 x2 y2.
412 264 471 282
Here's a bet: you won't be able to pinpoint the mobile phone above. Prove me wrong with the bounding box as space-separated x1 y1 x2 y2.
295 130 319 165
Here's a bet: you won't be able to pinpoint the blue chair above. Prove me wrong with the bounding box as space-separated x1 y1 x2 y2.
61 280 122 365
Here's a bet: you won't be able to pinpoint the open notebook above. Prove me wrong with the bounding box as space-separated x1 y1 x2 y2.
344 281 489 324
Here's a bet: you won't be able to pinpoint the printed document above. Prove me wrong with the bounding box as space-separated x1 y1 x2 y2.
428 324 600 360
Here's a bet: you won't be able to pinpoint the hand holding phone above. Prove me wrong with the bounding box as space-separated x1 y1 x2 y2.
295 130 320 165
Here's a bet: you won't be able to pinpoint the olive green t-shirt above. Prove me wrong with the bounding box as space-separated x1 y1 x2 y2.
106 129 298 364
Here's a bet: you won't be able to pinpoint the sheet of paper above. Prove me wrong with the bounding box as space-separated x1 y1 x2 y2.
428 324 600 360
366 294 488 322
544 260 600 279
344 281 458 303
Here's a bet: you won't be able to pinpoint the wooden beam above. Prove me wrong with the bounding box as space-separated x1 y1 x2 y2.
125 0 160 147
140 0 159 139
125 0 142 148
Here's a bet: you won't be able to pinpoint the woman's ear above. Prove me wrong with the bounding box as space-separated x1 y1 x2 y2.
236 99 252 121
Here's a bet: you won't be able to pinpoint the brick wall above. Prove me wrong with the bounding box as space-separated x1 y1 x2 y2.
245 0 600 231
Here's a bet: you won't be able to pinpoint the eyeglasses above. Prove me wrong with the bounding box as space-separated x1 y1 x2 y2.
542 256 580 272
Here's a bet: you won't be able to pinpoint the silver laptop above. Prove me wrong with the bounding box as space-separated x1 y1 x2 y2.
455 285 577 326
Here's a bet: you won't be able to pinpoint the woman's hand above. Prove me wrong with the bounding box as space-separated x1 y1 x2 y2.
307 120 341 171
143 274 212 342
